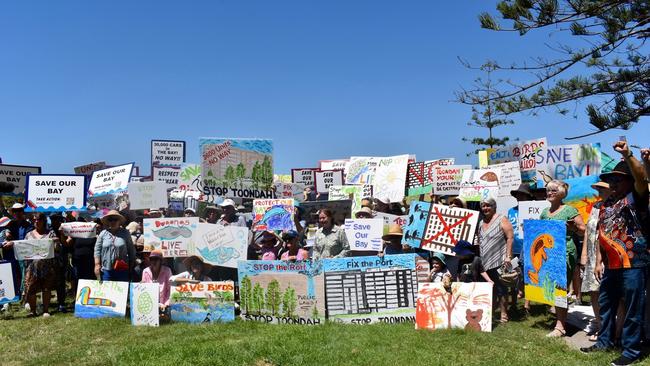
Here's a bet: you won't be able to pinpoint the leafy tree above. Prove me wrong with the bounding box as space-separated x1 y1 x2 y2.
236 163 246 186
252 283 265 315
458 0 650 138
265 280 282 316
224 166 236 186
261 156 273 189
281 287 297 318
251 162 261 188
240 276 252 313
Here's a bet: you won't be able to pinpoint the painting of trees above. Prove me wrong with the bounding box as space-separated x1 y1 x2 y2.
265 280 282 316
239 276 252 313
252 283 265 315
281 287 297 318
224 166 236 186
236 163 246 187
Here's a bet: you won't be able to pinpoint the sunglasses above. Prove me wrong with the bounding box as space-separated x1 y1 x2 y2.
107 217 119 223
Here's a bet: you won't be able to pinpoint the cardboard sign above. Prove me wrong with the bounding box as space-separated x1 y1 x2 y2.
536 143 601 188
319 159 349 171
328 185 371 218
523 220 567 307
488 138 547 185
177 163 202 192
406 159 457 196
344 219 383 251
432 165 472 196
25 174 87 212
87 163 134 198
74 161 107 176
128 181 169 210
404 202 479 255
323 254 417 324
314 170 344 194
345 157 380 185
238 260 325 325
60 222 97 239
0 262 19 305
152 166 181 190
170 281 236 324
194 223 248 268
274 182 306 203
151 140 186 168
458 168 502 202
74 280 129 319
252 199 295 231
416 282 493 332
374 212 409 236
143 217 198 257
130 283 159 327
200 138 274 198
517 201 551 238
489 161 522 215
0 164 42 196
13 239 55 260
291 168 317 187
373 155 409 202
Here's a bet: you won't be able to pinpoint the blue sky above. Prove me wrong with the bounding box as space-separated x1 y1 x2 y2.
1 1 646 175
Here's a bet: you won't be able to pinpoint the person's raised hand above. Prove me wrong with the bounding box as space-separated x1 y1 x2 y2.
640 148 650 164
614 141 630 157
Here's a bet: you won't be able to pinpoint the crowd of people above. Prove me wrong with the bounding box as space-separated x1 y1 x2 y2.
1 140 649 366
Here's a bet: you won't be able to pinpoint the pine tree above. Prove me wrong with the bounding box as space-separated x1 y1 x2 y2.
265 280 282 316
252 283 265 315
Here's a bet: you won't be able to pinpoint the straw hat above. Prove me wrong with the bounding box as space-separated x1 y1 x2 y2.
355 207 374 218
591 181 610 190
382 224 403 241
101 210 126 226
182 255 213 273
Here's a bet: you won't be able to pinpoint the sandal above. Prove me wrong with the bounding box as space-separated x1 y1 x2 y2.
589 333 598 342
500 315 509 324
546 327 566 338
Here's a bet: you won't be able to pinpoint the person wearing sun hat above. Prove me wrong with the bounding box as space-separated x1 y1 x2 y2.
142 249 173 310
170 255 213 283
381 224 405 255
428 252 451 283
2 203 34 302
355 207 374 219
93 210 136 282
217 199 247 227
581 140 650 366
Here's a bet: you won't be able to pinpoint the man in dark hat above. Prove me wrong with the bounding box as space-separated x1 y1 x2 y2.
581 140 649 366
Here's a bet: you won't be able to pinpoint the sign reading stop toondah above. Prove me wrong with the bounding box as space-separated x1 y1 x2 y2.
25 174 87 212
151 140 186 168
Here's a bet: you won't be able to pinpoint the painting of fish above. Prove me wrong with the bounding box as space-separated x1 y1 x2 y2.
523 220 567 307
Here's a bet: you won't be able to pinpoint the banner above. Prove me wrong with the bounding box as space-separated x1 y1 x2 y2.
194 223 248 268
323 254 417 324
345 157 379 185
130 283 159 327
458 168 502 202
0 164 42 196
373 154 409 202
403 202 479 255
432 165 472 196
416 282 493 332
178 163 202 191
25 174 87 212
523 220 567 307
238 260 325 325
252 199 294 231
488 137 547 185
0 262 18 305
291 168 317 187
517 201 551 238
13 239 55 260
314 170 344 194
170 281 236 324
143 217 198 257
151 140 186 168
87 163 134 198
127 181 168 210
536 143 601 187
344 219 383 251
152 166 181 190
74 280 129 319
74 161 107 177
200 138 274 198
60 222 97 239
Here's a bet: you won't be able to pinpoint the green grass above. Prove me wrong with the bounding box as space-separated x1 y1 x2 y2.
0 305 622 366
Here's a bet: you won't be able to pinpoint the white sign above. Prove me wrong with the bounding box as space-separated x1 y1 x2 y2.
274 182 306 202
373 154 409 202
319 159 349 171
432 165 472 195
74 161 107 176
458 168 502 202
0 164 42 196
0 262 18 305
127 181 169 210
194 223 248 268
344 219 383 251
151 140 186 168
13 239 55 260
152 166 181 190
517 201 551 237
143 217 198 257
130 283 160 327
25 175 87 212
314 170 344 194
490 161 522 215
61 222 97 239
291 168 317 187
88 163 134 198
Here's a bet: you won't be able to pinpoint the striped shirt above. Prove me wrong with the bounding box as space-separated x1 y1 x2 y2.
478 215 506 271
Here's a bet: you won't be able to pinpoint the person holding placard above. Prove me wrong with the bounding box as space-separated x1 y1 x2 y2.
312 209 349 260
50 213 69 313
540 179 586 338
141 249 172 314
280 230 309 261
94 210 136 282
23 213 60 317
170 256 213 282
71 218 102 293
1 203 33 302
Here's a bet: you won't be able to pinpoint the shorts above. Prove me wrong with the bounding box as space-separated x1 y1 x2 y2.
486 268 508 298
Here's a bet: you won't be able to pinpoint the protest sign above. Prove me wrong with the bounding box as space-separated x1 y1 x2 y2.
432 165 472 196
536 143 601 187
488 137 547 185
458 168 502 202
238 260 325 325
127 181 168 210
489 161 522 214
170 281 236 324
328 185 371 218
13 239 55 260
0 164 42 196
143 217 198 257
274 182 306 202
194 223 248 268
404 202 479 256
345 157 380 185
74 161 107 176
151 140 186 168
374 212 409 235
319 159 349 171
323 254 417 324
0 262 19 305
291 168 317 187
25 174 87 212
200 138 274 199
523 220 567 307
299 200 352 226
344 219 383 251
564 175 600 223
416 282 493 332
517 201 551 238
252 199 295 231
274 174 292 183
373 155 409 202
74 280 129 319
60 222 97 239
87 163 134 198
406 159 456 196
152 166 181 190
314 170 344 194
177 163 202 191
130 283 159 327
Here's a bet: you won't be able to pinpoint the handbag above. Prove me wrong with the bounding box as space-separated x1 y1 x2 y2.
109 233 129 272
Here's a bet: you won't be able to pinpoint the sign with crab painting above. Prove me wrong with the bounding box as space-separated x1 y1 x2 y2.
523 220 567 307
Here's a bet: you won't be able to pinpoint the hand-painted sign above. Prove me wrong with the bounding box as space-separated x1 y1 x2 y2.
536 143 601 187
130 283 159 327
252 199 295 231
74 280 129 319
128 181 169 210
170 281 236 324
143 217 198 257
151 140 186 168
74 161 107 177
344 219 383 251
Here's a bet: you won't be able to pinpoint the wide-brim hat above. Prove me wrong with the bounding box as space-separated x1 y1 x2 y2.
600 161 633 181
451 240 475 257
101 210 126 226
591 181 610 191
431 252 446 266
219 199 236 208
9 203 24 212
382 224 403 241
149 249 164 259
510 183 534 199
183 255 213 272
355 207 374 218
